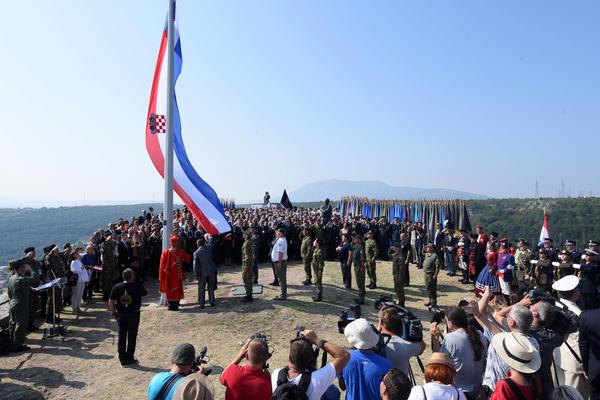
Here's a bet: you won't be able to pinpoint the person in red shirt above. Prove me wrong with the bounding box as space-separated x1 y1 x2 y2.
490 332 541 400
220 338 272 400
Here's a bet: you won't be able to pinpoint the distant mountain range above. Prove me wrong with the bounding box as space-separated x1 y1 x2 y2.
288 179 488 202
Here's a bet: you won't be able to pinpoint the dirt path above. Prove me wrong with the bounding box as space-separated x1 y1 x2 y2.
0 260 473 399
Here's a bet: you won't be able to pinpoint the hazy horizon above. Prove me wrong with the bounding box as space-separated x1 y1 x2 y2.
1 1 599 205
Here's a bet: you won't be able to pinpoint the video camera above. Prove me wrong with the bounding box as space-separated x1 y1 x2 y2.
191 346 212 375
525 287 578 336
374 295 423 343
337 301 362 334
248 332 274 369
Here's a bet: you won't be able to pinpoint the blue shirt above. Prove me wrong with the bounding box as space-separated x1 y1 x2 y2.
147 372 185 400
340 350 392 400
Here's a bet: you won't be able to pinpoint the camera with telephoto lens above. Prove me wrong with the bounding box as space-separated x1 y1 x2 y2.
526 287 578 336
374 295 423 343
429 305 446 324
337 301 362 334
527 287 556 305
191 346 212 375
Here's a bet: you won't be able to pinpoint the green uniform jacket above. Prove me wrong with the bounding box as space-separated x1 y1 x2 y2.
365 239 378 260
352 244 365 266
45 252 66 279
8 275 37 312
301 236 314 260
242 239 253 266
422 253 440 275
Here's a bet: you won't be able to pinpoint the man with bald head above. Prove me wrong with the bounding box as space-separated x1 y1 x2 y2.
220 338 272 400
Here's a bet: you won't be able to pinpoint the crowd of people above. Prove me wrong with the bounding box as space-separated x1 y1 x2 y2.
5 200 600 399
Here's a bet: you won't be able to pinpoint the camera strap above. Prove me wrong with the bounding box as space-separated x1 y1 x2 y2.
320 347 328 369
155 373 185 400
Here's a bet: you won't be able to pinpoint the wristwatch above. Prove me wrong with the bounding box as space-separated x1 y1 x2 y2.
318 339 327 349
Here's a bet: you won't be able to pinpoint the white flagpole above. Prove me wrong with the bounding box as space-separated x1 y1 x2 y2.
162 0 176 251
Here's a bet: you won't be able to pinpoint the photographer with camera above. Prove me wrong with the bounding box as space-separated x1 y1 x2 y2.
271 328 349 400
220 338 271 400
339 318 392 400
430 307 488 399
522 294 565 399
377 307 425 377
147 343 211 400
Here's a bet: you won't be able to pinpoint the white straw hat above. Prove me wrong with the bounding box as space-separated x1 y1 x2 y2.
491 332 541 374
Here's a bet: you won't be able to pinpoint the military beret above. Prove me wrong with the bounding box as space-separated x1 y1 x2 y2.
44 244 56 253
24 247 35 254
13 259 26 269
63 243 72 249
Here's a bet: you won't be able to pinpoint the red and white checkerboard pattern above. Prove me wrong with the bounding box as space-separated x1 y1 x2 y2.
155 114 166 133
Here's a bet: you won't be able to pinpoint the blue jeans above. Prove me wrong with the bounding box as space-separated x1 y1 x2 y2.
444 252 456 274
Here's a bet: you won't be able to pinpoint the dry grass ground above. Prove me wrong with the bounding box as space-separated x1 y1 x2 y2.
0 260 472 400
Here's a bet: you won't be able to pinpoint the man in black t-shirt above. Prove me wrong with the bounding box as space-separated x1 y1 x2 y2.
109 268 148 366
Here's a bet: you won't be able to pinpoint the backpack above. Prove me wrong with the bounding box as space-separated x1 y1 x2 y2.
272 368 312 400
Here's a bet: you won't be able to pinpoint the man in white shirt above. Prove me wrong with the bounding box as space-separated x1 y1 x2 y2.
552 275 588 398
271 329 349 400
271 229 288 301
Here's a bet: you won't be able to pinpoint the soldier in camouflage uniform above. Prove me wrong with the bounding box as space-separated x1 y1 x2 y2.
251 227 260 284
8 260 40 351
100 233 119 301
422 243 441 307
21 247 42 330
44 246 66 322
388 242 407 307
351 235 366 304
300 227 314 286
364 231 379 289
311 238 325 302
241 230 254 302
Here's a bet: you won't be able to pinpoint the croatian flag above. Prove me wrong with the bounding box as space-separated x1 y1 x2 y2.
146 1 230 235
538 207 550 246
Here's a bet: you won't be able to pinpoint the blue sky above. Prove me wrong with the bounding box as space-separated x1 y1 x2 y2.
1 0 599 206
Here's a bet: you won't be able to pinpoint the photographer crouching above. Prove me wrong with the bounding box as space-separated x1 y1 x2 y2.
147 343 213 400
271 328 349 400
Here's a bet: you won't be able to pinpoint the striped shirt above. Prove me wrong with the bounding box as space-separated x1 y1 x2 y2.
481 327 539 391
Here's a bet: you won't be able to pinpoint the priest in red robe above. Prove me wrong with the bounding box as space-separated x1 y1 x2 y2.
159 236 191 311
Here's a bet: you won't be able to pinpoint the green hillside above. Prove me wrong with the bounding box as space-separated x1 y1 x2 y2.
1 198 599 264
